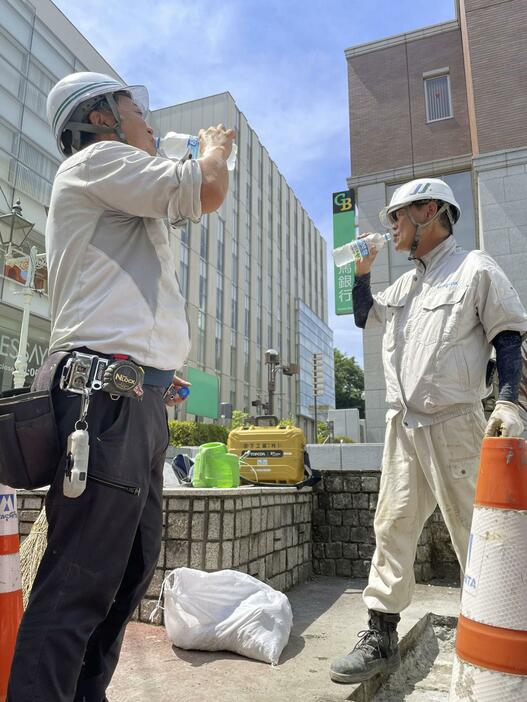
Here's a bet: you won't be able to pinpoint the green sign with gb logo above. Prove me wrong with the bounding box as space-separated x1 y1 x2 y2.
332 189 356 315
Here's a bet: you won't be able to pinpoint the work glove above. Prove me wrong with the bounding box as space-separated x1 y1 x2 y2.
484 400 525 437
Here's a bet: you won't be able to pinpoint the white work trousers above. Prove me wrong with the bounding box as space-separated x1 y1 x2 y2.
363 408 486 614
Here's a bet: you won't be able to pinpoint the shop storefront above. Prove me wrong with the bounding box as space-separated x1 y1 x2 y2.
0 311 50 390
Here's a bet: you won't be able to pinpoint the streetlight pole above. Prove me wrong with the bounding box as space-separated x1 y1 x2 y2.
12 247 38 389
267 360 276 416
0 199 44 389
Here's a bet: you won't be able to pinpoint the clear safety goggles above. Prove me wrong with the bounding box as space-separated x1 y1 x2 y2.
88 85 150 122
125 85 150 121
379 206 408 229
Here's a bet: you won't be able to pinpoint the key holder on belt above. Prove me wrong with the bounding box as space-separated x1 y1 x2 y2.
63 388 90 499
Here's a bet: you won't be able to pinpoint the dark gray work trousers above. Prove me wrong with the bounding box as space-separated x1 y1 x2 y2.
7 375 169 701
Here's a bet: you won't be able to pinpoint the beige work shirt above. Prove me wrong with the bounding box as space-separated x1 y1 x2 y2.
46 141 202 370
369 236 527 428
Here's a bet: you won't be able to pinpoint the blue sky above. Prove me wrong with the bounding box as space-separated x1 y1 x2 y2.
54 0 456 367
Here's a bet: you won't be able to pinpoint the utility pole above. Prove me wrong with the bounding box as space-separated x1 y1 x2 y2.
259 350 298 419
265 349 279 416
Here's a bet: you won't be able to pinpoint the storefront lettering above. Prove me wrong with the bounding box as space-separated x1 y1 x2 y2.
0 333 47 374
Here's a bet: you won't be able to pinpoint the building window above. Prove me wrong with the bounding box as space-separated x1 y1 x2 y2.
217 217 225 271
197 310 206 366
244 250 251 286
180 221 190 246
232 239 238 286
256 301 262 346
199 259 207 311
230 377 237 409
216 272 223 322
200 214 208 260
231 284 238 330
424 72 452 122
244 295 250 338
230 330 237 376
215 321 222 371
179 243 189 297
246 181 252 210
244 339 249 382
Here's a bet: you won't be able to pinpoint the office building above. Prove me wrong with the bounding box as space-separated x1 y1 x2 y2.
151 96 334 436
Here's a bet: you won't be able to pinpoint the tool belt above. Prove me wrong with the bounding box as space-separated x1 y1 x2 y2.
0 350 152 492
0 351 68 490
59 351 145 399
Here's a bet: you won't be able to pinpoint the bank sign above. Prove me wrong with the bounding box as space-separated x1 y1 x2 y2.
333 189 356 315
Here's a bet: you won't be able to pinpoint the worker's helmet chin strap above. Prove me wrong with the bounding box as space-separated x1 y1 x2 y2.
104 93 128 144
64 92 128 153
407 201 453 261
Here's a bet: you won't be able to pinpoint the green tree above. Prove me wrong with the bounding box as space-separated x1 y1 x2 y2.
334 348 365 416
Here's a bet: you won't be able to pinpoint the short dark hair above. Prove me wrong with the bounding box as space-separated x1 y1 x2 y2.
78 90 132 149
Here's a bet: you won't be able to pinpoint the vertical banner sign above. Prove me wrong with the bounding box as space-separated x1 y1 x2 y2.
333 189 355 315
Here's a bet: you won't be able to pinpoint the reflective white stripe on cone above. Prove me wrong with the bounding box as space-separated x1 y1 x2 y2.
451 656 527 701
0 552 22 593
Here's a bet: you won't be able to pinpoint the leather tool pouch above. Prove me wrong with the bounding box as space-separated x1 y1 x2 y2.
0 351 68 489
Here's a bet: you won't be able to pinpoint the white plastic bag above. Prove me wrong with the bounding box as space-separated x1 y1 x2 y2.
158 567 293 665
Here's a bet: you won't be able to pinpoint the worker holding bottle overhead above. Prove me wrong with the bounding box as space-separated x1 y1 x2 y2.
8 71 234 702
330 177 527 685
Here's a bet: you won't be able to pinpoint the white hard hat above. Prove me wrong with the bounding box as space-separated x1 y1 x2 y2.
379 177 461 228
46 71 149 157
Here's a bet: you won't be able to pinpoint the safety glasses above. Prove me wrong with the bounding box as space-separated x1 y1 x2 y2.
379 206 407 229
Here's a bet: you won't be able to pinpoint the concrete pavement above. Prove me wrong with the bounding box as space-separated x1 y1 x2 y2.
108 576 460 702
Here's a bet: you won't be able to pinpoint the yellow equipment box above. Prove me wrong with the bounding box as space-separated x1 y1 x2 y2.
227 416 305 485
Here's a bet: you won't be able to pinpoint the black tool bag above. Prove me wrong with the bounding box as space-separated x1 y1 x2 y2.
0 352 68 490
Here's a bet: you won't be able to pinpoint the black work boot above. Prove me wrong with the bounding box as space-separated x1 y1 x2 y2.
329 610 401 684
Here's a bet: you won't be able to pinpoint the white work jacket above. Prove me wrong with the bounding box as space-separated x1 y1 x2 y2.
46 141 202 370
369 236 527 428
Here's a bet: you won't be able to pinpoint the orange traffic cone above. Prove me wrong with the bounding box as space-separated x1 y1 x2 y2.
449 437 527 701
0 485 23 702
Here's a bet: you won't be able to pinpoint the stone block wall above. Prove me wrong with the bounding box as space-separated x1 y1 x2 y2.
17 487 313 625
311 472 459 583
17 468 459 627
18 492 46 537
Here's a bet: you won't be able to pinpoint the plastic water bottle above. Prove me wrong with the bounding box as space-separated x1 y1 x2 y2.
333 232 392 267
156 132 237 171
164 385 190 402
